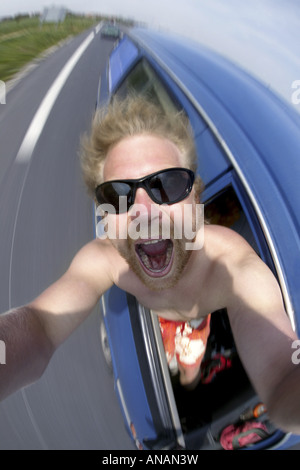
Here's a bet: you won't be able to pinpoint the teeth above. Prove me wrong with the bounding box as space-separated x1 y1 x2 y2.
139 250 151 269
143 239 165 245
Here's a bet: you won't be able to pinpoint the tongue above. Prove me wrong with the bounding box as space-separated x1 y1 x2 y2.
140 240 169 256
150 256 165 270
139 240 169 271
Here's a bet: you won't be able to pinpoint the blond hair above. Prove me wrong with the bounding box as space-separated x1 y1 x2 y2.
80 94 204 200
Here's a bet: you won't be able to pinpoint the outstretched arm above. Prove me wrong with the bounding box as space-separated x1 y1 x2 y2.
0 306 54 401
0 240 113 401
227 252 300 434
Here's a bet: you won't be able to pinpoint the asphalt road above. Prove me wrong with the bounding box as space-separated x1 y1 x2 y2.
0 26 135 450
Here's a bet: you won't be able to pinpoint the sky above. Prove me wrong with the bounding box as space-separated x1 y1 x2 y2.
1 0 300 112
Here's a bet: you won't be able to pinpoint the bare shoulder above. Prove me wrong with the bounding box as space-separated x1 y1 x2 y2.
29 238 117 315
69 238 113 271
207 226 293 342
205 224 263 272
204 224 282 311
27 238 118 347
204 223 255 257
67 238 119 289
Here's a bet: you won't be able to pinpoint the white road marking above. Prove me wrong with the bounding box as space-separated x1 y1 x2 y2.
95 22 103 35
9 30 97 306
8 27 100 448
16 31 95 163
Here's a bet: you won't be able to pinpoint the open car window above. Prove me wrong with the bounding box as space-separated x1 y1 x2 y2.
204 185 260 254
115 58 181 115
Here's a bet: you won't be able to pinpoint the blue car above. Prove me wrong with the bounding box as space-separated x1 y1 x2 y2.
95 27 300 450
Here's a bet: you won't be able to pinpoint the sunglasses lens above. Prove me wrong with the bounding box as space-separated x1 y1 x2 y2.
148 169 193 204
96 182 132 213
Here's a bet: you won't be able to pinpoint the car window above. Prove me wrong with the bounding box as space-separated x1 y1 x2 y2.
115 58 180 115
204 185 259 253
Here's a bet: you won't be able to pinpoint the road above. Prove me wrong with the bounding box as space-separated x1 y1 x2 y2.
0 26 135 450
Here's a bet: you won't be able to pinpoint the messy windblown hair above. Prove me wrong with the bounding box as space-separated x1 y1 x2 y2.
80 94 204 201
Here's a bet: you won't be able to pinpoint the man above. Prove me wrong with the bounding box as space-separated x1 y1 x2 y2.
0 95 300 434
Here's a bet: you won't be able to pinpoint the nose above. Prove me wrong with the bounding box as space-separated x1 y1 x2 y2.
129 187 166 240
129 187 153 220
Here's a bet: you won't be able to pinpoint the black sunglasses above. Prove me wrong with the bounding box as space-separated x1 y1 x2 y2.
95 167 195 214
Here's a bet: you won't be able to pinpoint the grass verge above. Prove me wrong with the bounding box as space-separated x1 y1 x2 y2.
0 14 101 82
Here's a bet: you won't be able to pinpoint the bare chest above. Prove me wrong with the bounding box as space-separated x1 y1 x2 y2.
122 276 214 322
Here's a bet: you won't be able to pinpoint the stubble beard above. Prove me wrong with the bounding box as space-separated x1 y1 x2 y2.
116 235 192 291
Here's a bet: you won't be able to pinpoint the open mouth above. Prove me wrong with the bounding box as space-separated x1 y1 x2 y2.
135 239 174 278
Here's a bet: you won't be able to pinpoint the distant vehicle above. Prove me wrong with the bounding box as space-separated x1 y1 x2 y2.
96 27 300 450
100 23 120 39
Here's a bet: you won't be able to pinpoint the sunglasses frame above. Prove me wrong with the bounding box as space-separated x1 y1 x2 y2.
95 167 195 213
